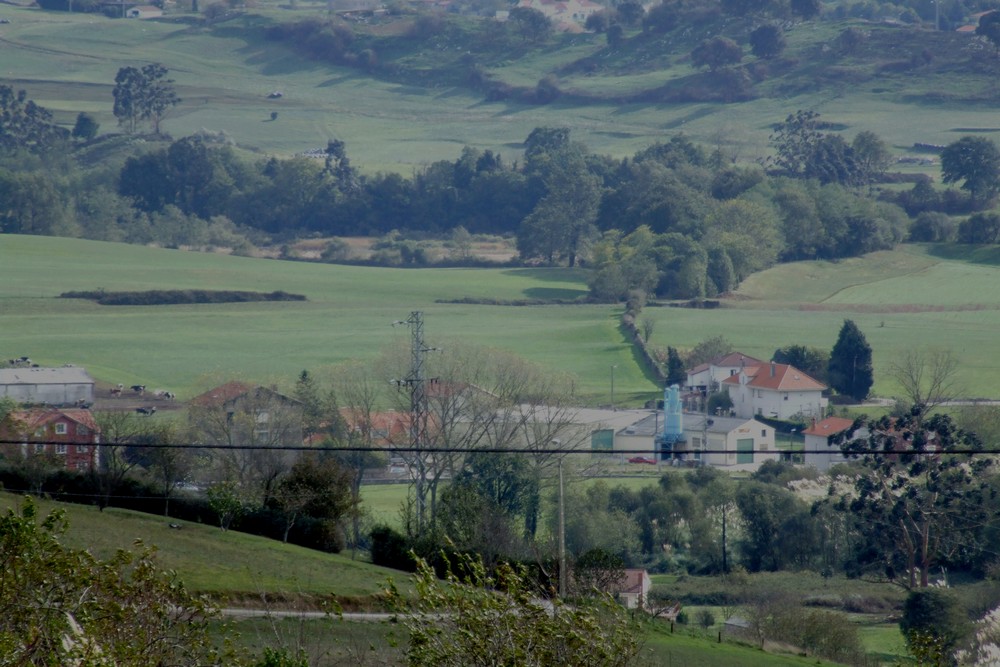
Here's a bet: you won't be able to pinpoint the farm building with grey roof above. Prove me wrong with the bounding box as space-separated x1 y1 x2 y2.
0 366 94 405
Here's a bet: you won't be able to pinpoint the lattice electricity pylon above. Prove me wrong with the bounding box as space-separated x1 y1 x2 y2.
391 311 439 453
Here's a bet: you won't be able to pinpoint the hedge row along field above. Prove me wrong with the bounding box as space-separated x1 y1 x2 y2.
60 290 307 306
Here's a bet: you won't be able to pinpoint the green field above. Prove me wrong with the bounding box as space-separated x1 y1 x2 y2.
1 1 999 173
0 491 408 603
4 236 1000 401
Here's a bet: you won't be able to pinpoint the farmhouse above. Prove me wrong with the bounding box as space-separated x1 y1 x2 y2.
722 361 828 421
0 366 95 405
614 569 652 610
0 408 100 472
189 381 304 447
686 351 764 394
802 416 859 471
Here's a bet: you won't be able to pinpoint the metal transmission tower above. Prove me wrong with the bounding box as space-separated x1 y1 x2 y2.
393 311 436 532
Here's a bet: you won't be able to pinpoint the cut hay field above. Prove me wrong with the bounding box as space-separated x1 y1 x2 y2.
1 1 998 173
5 236 1000 401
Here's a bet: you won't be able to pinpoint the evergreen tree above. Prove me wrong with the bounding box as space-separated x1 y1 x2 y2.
666 346 686 385
828 319 873 400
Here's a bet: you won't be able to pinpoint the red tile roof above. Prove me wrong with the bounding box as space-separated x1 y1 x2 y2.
722 362 827 391
13 408 99 432
802 416 855 437
188 381 257 407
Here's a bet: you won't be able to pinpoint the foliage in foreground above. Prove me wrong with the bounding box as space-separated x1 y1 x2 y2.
0 497 234 666
387 552 641 667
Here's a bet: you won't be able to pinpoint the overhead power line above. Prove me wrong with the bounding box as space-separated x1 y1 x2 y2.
1 439 997 456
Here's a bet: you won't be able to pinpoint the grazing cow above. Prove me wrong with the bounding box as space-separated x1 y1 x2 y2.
131 384 146 395
136 406 156 415
110 387 122 397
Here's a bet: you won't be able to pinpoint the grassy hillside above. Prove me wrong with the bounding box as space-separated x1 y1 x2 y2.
0 491 407 605
2 0 999 172
644 244 1000 399
5 236 1000 400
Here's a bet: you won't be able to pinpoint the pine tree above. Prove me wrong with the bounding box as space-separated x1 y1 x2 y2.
666 346 686 385
828 319 873 401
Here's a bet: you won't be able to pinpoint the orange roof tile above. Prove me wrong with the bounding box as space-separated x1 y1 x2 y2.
802 417 855 437
722 362 826 391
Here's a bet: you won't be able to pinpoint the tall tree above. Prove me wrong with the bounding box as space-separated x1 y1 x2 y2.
0 86 69 154
940 136 1000 205
840 413 993 588
272 453 354 544
665 346 686 385
828 319 873 401
887 348 961 420
113 64 180 135
518 146 601 267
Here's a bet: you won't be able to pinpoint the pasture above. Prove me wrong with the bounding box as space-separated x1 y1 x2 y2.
0 491 407 603
5 236 1000 401
0 1 998 173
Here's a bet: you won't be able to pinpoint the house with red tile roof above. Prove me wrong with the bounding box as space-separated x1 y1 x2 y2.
723 361 828 421
802 416 860 471
614 568 652 610
686 352 764 394
0 408 100 472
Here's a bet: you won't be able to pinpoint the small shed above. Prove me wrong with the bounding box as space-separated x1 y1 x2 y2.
0 366 95 405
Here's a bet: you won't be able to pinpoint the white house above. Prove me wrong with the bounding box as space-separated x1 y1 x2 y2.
722 361 828 421
686 351 764 394
615 569 652 610
803 417 866 471
671 414 778 471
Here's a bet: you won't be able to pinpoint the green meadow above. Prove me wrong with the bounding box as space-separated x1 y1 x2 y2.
5 236 1000 401
0 1 998 172
0 491 407 602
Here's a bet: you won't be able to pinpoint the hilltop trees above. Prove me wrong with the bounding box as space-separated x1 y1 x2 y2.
0 86 69 154
691 37 743 72
113 64 180 135
828 319 873 401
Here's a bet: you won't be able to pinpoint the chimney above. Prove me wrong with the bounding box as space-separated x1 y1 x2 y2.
770 361 776 377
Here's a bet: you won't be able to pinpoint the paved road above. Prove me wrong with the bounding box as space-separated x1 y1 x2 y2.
220 608 397 621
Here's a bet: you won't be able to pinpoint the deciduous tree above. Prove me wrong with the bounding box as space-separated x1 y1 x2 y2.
0 85 69 154
749 24 785 59
941 136 1000 205
113 64 180 135
390 553 641 666
691 36 743 72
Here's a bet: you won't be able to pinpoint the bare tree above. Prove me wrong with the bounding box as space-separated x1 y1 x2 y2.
93 410 163 511
887 348 961 421
331 360 390 552
188 384 304 506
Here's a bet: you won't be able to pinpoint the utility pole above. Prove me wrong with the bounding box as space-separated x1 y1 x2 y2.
610 364 618 410
558 458 567 599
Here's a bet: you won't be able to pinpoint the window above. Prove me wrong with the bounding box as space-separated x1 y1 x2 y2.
783 394 789 401
55 423 67 435
761 429 766 437
77 425 89 436
56 443 67 454
77 445 89 453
